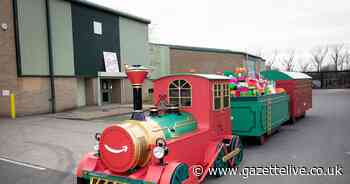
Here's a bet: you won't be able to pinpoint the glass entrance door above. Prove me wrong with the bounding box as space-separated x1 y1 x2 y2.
101 79 112 104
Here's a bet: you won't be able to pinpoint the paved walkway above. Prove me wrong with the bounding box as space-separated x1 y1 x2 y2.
51 103 153 120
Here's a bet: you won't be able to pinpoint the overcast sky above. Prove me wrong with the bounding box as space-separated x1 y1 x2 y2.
89 0 350 68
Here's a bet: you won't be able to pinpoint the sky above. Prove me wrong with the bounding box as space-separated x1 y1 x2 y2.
89 0 350 70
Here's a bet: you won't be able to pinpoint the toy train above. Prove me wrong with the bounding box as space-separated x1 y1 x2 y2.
76 66 312 184
76 66 243 184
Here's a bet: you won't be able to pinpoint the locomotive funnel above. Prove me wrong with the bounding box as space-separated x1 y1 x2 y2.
125 65 150 120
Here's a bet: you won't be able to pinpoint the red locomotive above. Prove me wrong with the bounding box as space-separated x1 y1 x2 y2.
76 66 243 184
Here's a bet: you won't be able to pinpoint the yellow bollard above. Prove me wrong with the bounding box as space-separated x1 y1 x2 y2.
10 93 16 119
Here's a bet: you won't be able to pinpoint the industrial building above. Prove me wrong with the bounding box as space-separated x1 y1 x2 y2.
0 0 151 116
149 43 265 79
0 0 266 117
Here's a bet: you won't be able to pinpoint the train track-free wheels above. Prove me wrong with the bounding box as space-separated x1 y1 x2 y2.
212 148 229 177
231 136 243 167
224 136 243 168
212 136 244 177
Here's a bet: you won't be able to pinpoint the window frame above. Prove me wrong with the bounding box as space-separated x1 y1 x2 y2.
213 82 230 111
168 80 192 107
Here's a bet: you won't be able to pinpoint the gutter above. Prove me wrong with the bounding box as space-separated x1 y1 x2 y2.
45 0 56 113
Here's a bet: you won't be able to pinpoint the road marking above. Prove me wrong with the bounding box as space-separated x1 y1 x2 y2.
0 157 46 170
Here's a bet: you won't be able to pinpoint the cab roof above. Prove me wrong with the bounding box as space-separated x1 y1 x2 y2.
154 73 230 81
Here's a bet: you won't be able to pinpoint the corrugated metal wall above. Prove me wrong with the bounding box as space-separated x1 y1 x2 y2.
50 0 75 76
71 2 120 77
149 44 170 79
119 17 149 71
17 0 50 75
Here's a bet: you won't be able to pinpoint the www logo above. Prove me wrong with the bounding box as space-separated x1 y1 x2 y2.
208 167 240 176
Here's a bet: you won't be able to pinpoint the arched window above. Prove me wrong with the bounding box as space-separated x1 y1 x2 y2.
168 80 192 107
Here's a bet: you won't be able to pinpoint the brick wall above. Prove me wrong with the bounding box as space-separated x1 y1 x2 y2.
0 0 18 116
170 49 245 74
85 78 98 105
55 78 78 112
14 77 78 116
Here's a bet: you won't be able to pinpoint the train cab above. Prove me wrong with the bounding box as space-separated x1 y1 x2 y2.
153 74 233 137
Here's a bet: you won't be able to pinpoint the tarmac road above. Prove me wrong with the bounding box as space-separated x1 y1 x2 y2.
206 89 350 183
0 89 349 184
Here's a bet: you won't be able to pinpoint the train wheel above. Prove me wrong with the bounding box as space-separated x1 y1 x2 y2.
212 148 228 177
225 136 243 168
170 163 190 184
231 136 243 167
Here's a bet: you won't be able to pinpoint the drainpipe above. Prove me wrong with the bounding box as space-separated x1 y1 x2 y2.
45 0 56 113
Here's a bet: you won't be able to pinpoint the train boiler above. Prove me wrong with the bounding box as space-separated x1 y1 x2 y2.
76 66 243 184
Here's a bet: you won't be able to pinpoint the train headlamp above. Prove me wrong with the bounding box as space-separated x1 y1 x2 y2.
153 146 165 159
94 133 101 154
153 138 168 163
94 144 99 151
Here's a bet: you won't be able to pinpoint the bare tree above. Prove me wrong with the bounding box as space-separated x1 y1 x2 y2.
310 46 328 72
330 44 345 71
282 50 295 71
265 49 279 70
338 49 349 71
300 61 312 72
342 51 350 70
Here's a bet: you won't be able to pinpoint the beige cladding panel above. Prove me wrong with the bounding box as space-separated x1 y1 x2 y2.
149 44 170 79
17 0 50 75
50 0 75 76
169 49 244 74
119 17 149 71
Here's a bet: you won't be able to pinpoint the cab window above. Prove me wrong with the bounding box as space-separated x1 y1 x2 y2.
213 83 230 110
169 80 192 107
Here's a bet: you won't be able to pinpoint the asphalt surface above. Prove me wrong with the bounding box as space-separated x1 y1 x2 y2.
0 158 73 184
0 89 349 184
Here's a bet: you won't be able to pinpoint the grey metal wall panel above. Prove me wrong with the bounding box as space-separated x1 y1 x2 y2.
149 44 170 79
17 0 49 75
50 0 75 76
119 17 149 71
